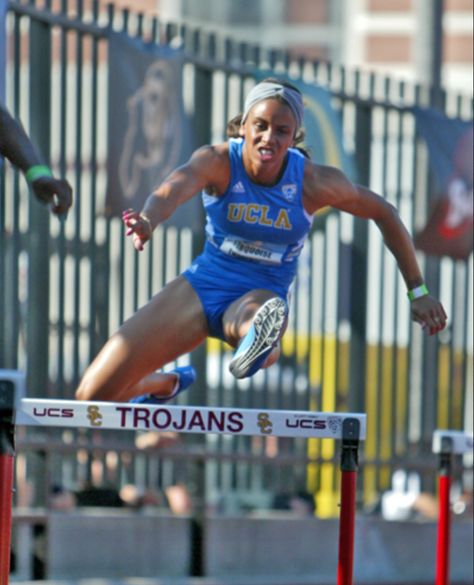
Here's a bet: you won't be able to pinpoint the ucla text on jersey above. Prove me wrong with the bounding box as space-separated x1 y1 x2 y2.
202 138 313 278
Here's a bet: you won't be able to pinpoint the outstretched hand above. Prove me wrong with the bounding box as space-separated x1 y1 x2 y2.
122 208 153 251
411 295 448 336
31 176 73 216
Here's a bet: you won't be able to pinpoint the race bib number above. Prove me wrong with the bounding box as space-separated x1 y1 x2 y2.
220 237 284 264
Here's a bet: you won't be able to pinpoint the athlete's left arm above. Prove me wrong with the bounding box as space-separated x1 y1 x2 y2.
303 163 447 335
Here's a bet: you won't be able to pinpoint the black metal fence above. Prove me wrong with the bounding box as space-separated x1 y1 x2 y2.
1 0 473 519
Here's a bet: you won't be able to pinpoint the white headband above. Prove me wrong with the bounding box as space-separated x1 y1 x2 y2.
242 81 304 129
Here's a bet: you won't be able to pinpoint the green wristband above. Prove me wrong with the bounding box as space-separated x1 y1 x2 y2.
25 165 53 183
407 284 429 301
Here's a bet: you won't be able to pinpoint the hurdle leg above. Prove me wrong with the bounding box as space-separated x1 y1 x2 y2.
435 439 452 585
337 418 360 585
0 380 16 585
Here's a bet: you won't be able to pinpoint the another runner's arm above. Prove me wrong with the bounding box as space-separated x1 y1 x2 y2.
0 104 73 215
0 105 42 171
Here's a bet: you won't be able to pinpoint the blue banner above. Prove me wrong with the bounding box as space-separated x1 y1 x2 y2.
297 82 355 182
106 33 200 230
412 107 473 260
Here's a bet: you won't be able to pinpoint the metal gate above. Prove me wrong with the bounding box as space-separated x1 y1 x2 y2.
1 0 472 518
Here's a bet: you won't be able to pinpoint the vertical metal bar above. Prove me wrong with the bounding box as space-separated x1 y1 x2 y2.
164 21 176 45
151 16 159 44
223 37 232 135
105 1 115 340
190 27 211 409
237 41 246 108
390 90 401 463
421 87 444 447
88 0 101 361
2 11 21 369
407 83 422 453
56 0 69 394
349 72 371 409
445 266 455 429
27 7 52 396
458 106 470 431
430 0 445 108
214 30 229 480
452 97 468 432
72 0 84 386
421 1 445 443
353 73 374 507
187 28 214 578
378 77 394 490
115 113 126 319
393 80 408 457
121 7 130 34
282 49 291 74
136 12 144 38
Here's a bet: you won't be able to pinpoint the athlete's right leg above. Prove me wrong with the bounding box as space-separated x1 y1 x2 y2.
222 290 288 379
75 276 208 403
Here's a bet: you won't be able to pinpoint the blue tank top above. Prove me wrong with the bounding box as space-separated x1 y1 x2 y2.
202 138 312 287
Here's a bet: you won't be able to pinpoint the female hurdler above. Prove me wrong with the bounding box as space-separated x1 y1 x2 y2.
76 79 447 404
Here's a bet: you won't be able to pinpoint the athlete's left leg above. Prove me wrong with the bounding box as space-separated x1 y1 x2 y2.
75 276 208 402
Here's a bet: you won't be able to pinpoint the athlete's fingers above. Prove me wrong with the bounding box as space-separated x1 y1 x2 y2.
133 233 145 252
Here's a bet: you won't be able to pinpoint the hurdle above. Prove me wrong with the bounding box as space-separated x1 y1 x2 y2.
0 382 366 585
432 429 474 585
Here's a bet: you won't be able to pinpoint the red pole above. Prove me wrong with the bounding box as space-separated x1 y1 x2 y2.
337 470 357 585
0 455 14 585
0 380 16 585
337 418 360 585
435 459 452 585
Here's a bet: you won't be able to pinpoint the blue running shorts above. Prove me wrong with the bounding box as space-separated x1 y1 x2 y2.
182 243 292 341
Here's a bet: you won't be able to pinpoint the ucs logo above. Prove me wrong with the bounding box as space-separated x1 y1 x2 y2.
285 419 327 430
33 407 74 418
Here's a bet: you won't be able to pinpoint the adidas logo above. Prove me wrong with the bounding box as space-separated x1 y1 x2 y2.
231 181 245 193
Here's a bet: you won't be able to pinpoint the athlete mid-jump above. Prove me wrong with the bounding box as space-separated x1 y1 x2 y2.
75 79 447 405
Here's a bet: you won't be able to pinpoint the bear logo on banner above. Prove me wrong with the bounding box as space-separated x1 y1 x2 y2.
118 60 183 204
106 33 201 231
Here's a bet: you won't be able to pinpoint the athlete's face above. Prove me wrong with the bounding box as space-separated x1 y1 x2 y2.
240 98 297 183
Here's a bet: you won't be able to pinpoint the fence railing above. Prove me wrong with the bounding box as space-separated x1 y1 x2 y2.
1 0 473 518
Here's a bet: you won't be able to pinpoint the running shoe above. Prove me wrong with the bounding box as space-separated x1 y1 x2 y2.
229 297 288 379
130 365 196 404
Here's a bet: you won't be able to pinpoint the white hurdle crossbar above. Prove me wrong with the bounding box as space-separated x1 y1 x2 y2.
432 429 473 456
16 397 366 439
0 385 366 585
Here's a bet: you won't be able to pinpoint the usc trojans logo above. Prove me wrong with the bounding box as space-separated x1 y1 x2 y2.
87 405 103 427
257 412 273 435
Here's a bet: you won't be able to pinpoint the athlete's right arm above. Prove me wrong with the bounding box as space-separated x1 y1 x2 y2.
122 144 229 251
